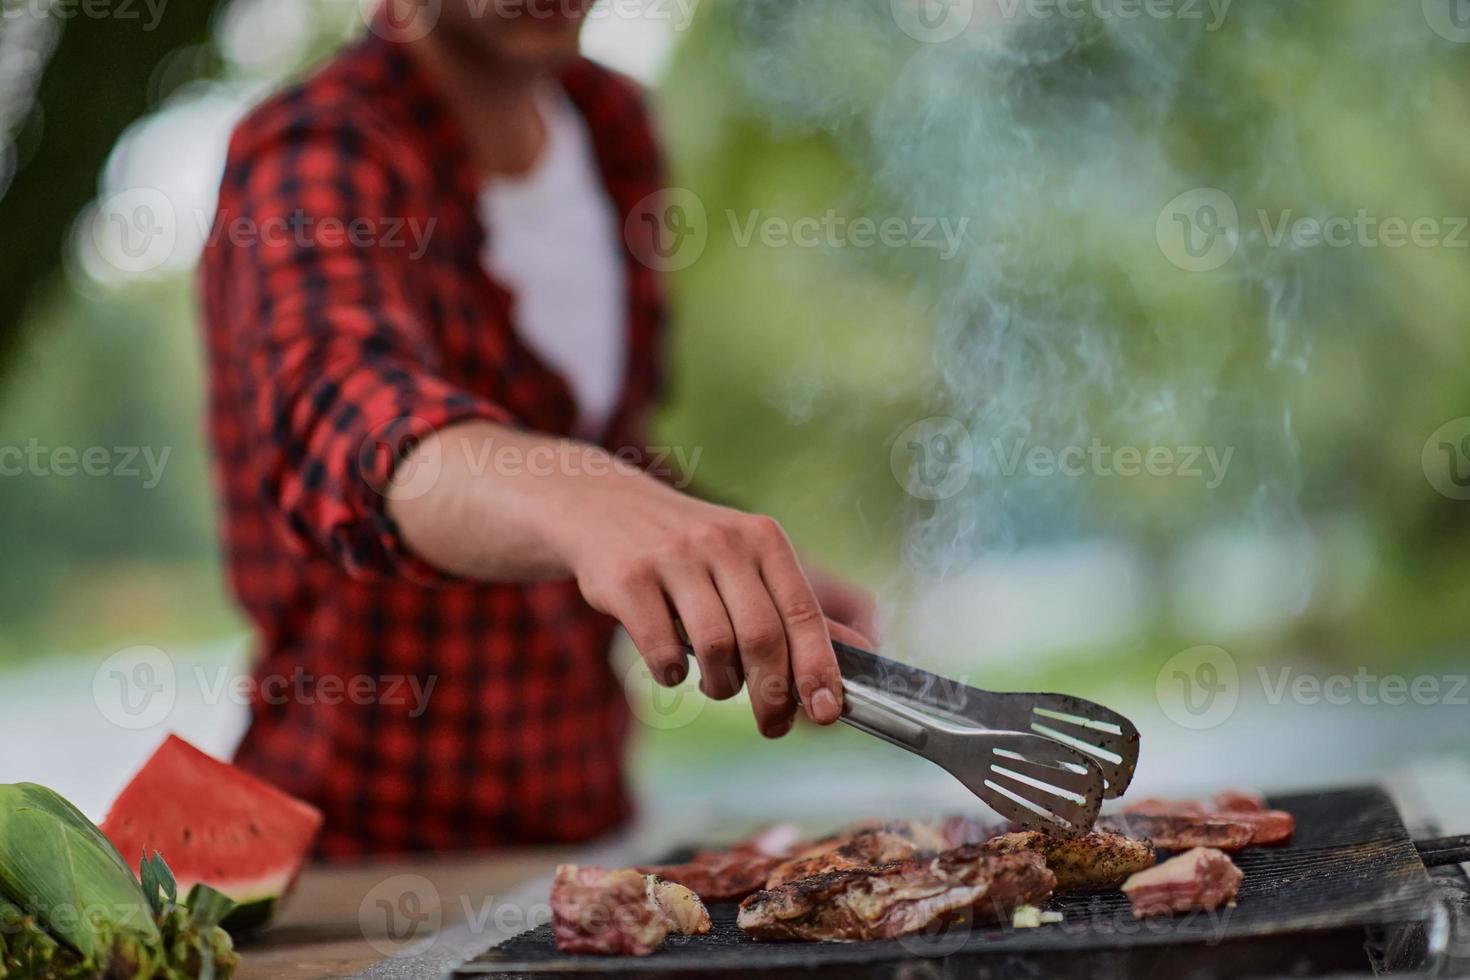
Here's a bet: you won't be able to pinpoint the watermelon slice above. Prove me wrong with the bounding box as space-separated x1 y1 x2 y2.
100 734 323 931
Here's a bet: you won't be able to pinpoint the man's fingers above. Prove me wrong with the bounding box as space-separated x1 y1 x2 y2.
597 566 687 686
754 523 843 725
826 618 873 651
662 569 742 700
832 598 878 646
710 561 795 737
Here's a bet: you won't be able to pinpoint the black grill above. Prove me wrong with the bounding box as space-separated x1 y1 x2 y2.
456 787 1441 978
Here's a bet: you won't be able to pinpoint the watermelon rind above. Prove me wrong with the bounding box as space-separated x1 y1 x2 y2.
99 735 323 935
222 896 277 934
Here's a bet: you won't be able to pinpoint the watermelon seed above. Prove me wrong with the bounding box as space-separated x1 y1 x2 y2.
183 828 192 843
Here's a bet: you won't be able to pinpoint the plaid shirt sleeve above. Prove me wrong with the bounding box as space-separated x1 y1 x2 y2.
210 109 509 583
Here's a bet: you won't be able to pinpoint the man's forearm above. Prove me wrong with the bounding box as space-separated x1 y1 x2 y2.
383 419 856 736
386 421 599 582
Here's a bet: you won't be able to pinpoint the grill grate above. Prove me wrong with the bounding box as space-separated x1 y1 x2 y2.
456 787 1436 977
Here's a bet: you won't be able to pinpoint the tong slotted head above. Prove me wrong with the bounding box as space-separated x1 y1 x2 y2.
839 678 1105 833
834 640 1140 804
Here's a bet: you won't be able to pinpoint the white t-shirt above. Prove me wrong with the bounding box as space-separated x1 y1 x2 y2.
477 91 628 441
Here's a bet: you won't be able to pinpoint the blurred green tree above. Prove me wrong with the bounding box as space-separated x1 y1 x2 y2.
0 2 225 361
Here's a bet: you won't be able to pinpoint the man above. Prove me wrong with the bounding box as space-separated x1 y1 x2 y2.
200 0 874 856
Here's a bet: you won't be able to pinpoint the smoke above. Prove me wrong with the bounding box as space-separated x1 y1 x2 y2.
716 0 1445 579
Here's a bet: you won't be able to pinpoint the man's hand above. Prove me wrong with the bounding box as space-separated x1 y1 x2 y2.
552 472 851 740
805 564 879 646
388 422 868 738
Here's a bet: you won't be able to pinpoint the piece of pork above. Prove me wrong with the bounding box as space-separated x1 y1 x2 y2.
1123 797 1209 816
738 846 1055 942
758 817 996 891
982 830 1156 891
551 866 669 956
1211 789 1267 813
639 824 803 902
1122 847 1243 918
1099 813 1259 852
550 866 712 955
1113 790 1294 848
935 814 997 848
739 823 804 857
764 827 933 889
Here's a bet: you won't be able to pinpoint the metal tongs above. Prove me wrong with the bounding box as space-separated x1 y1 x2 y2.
832 641 1139 834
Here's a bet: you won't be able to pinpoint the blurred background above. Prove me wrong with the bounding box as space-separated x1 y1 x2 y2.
1 0 1468 827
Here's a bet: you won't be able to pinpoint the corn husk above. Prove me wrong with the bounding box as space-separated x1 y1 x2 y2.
0 783 159 961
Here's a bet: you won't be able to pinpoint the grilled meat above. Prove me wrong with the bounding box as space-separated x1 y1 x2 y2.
640 850 784 903
1123 797 1208 816
1115 790 1294 848
1099 813 1257 851
640 824 802 902
551 866 668 956
551 866 712 955
765 827 933 889
982 830 1156 891
1211 789 1267 812
1122 847 1243 918
1230 809 1294 845
760 817 997 890
740 823 804 856
738 846 1055 942
1124 789 1270 816
936 814 996 848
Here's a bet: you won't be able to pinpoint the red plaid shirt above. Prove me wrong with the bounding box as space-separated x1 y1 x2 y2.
200 32 667 857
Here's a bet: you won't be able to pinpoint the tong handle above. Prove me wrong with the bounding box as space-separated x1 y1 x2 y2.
1416 835 1470 867
838 680 934 752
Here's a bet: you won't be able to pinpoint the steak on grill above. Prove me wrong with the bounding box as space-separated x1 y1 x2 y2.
550 866 711 955
639 824 802 902
763 817 995 889
765 829 929 889
1123 797 1209 816
1212 789 1268 812
737 846 1055 942
1099 813 1259 851
1115 791 1294 848
1122 846 1243 918
982 830 1156 891
1227 809 1295 845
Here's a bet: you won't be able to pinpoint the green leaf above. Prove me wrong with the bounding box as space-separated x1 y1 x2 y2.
184 884 237 932
0 783 159 960
140 851 178 918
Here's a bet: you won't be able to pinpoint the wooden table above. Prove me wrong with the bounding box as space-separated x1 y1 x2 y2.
237 846 575 980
